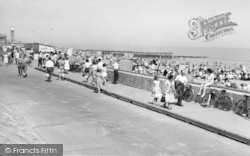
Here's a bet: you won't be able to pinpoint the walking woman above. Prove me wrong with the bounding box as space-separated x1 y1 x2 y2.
3 52 8 66
64 57 70 74
163 74 176 109
21 53 29 77
152 75 162 106
96 69 103 95
101 63 108 86
91 61 98 85
87 61 97 85
82 59 91 80
57 57 65 80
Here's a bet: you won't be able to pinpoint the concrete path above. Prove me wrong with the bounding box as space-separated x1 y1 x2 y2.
1 65 250 155
36 67 250 145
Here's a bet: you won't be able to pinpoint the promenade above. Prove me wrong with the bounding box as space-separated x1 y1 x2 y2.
35 67 250 145
2 65 250 155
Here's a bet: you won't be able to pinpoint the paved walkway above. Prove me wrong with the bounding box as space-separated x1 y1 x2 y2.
36 67 250 145
3 65 250 155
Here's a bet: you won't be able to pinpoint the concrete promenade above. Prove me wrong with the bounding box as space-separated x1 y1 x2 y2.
35 67 250 145
2 65 250 155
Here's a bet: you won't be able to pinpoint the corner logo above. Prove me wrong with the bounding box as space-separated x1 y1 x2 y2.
188 12 237 41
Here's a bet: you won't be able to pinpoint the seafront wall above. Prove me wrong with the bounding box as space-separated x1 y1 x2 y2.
107 69 250 109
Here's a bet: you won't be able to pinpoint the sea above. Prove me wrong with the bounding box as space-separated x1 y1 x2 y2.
98 45 250 65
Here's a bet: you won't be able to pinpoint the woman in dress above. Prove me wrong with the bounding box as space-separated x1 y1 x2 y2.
96 69 103 95
3 53 8 66
90 61 98 85
197 68 215 97
163 74 176 109
152 75 162 106
82 59 91 79
101 63 108 86
57 57 65 80
64 57 70 73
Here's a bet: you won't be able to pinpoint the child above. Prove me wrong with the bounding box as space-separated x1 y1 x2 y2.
96 69 102 95
152 75 162 106
164 74 175 109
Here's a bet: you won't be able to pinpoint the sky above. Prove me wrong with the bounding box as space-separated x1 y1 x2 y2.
0 0 250 51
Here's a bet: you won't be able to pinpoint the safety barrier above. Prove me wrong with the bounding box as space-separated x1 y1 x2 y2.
107 69 250 110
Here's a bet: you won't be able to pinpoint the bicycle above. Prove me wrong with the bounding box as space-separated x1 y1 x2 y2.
175 83 194 102
182 84 195 102
201 89 233 111
234 95 250 118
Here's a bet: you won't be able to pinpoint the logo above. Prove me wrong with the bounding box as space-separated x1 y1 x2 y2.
188 12 237 41
5 148 11 153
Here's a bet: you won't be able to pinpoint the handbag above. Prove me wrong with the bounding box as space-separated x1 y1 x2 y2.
160 95 165 102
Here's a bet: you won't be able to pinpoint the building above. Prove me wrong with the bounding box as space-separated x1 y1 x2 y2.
23 42 55 53
0 34 7 45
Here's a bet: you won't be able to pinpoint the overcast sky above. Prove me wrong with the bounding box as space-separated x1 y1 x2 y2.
0 0 249 50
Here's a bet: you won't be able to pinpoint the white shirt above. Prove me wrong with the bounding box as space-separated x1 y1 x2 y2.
92 64 98 71
45 60 54 68
205 73 215 83
52 54 58 61
113 62 119 70
84 62 91 68
175 75 188 84
97 61 103 69
15 52 20 59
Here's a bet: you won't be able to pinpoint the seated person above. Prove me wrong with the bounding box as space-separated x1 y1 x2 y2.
224 78 232 87
241 83 250 92
197 68 215 97
214 77 225 87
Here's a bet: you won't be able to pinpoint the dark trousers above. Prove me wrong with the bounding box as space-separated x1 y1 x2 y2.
175 81 184 105
18 64 27 76
38 58 43 68
113 69 119 84
18 65 22 75
46 67 54 80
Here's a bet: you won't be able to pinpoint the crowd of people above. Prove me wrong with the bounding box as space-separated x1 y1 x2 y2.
2 46 250 111
34 49 250 93
130 57 250 91
2 46 250 95
37 51 117 95
0 46 33 77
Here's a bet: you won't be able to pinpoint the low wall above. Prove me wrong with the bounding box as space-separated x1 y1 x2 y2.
107 69 250 110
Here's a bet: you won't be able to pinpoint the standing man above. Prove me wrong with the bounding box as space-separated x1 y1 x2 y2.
17 52 23 76
14 49 20 65
175 70 188 106
38 51 43 68
45 57 54 82
112 60 120 84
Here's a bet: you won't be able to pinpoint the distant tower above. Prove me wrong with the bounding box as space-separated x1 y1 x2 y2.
10 26 15 44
